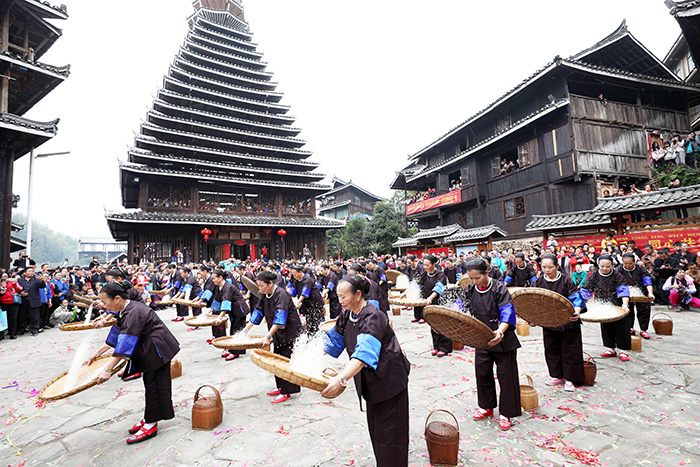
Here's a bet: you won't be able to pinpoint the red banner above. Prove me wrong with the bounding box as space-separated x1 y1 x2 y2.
556 228 700 254
406 190 462 216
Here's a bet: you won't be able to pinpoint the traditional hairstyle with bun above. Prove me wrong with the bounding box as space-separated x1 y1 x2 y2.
101 280 133 299
339 274 370 296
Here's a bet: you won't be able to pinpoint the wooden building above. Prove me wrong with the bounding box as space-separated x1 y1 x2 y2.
665 2 700 131
106 0 343 263
317 177 385 221
0 0 69 268
392 224 507 257
391 22 700 243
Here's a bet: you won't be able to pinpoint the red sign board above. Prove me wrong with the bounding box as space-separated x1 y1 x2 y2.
406 190 462 216
556 228 700 254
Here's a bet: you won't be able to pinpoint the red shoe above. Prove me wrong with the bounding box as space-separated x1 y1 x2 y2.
225 354 239 361
619 352 630 362
436 351 447 358
128 419 145 435
126 424 158 445
431 349 438 356
172 317 184 322
499 417 512 431
419 319 426 324
206 338 214 345
630 329 636 336
472 408 494 421
401 307 410 310
267 389 282 396
271 394 290 404
411 318 419 323
123 373 142 382
640 330 651 339
117 371 125 378
600 349 617 358
221 351 231 358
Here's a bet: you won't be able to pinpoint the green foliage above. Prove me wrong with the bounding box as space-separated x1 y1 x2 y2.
326 192 409 259
11 213 78 265
653 164 700 189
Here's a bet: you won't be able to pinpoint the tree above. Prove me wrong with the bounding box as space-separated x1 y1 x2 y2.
11 213 78 265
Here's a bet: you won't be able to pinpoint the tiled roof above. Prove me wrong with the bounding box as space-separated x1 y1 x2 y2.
526 211 613 232
0 114 58 135
594 184 700 214
443 225 508 243
561 58 699 90
667 0 700 14
317 181 386 202
318 199 351 212
105 211 345 228
0 50 70 79
392 237 419 248
411 224 462 241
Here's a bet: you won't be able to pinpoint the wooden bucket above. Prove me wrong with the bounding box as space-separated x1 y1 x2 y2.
516 321 530 336
425 409 459 467
170 359 182 379
452 342 464 351
519 375 538 410
652 313 673 335
192 385 223 431
582 352 596 386
392 306 401 316
630 335 642 352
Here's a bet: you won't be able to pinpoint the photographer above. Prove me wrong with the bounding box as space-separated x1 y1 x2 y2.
654 249 680 305
663 269 700 311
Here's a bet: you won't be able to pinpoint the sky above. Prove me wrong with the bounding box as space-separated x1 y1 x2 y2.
13 0 684 240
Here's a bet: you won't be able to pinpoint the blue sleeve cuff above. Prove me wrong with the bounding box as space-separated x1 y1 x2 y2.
456 273 462 280
504 276 513 285
250 309 264 325
287 281 293 289
239 283 245 291
114 334 139 356
226 278 232 284
316 282 323 291
201 289 213 301
529 276 537 284
273 309 288 326
173 280 181 289
368 299 379 309
211 299 221 312
352 334 381 370
289 287 297 297
568 292 585 308
642 276 653 287
106 325 119 347
432 282 445 295
221 300 232 312
380 274 387 281
499 303 517 327
324 328 345 358
580 288 592 301
617 285 630 298
328 282 335 291
301 287 311 298
183 284 193 292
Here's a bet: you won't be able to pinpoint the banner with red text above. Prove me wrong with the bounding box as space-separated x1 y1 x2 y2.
556 228 700 254
406 190 462 216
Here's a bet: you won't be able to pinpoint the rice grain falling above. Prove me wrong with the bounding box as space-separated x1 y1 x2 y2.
405 280 422 302
289 333 339 380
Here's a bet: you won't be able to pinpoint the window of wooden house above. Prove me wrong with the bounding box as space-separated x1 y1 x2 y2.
458 210 474 228
496 114 512 134
504 196 526 219
491 156 501 178
518 140 538 167
148 183 192 209
461 165 472 186
493 148 519 178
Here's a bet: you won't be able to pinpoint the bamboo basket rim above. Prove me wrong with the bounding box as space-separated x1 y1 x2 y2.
171 298 204 307
424 305 494 350
652 312 673 322
425 409 459 433
59 318 116 332
150 289 172 295
250 349 345 398
241 275 262 298
73 295 94 305
391 287 406 293
38 355 127 401
211 335 268 350
385 270 406 283
520 374 536 391
184 315 220 327
511 288 575 328
388 297 431 307
629 295 653 303
320 319 337 333
580 302 629 323
583 351 596 366
194 384 222 407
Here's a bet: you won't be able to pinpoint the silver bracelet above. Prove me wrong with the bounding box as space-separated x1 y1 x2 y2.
338 374 348 387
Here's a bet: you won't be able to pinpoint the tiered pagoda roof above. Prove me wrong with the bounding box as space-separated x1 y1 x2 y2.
117 0 330 210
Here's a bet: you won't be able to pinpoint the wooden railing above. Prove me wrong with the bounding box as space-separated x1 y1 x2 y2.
624 216 700 231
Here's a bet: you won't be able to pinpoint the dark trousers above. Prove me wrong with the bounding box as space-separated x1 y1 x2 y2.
657 282 671 305
176 303 201 317
17 301 28 333
26 306 41 333
413 306 424 321
142 361 175 424
40 303 50 328
274 342 300 395
475 348 521 418
543 321 584 384
2 303 19 337
628 302 651 331
329 297 342 320
431 329 452 353
601 319 631 351
366 388 409 467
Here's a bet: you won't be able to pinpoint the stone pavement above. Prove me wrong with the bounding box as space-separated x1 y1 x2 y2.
1 305 699 467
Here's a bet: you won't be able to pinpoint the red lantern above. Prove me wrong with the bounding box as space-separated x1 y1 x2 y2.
200 228 212 242
277 229 287 237
203 235 209 242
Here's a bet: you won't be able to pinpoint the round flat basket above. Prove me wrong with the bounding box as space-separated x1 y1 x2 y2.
59 319 116 332
150 289 171 295
389 297 431 307
241 275 261 298
171 298 204 307
511 288 574 328
185 315 220 327
629 295 653 303
212 335 268 350
250 349 345 398
580 302 629 323
424 305 494 350
74 302 90 309
391 287 406 293
73 295 94 305
385 270 404 283
320 319 337 333
38 355 127 401
458 276 470 290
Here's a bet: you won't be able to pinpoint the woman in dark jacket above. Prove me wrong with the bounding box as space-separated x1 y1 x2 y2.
89 281 180 445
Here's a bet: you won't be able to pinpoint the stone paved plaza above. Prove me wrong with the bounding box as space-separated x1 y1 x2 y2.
1 305 699 467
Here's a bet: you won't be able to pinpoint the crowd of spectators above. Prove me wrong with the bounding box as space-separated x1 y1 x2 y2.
147 197 192 209
406 179 463 206
651 132 700 168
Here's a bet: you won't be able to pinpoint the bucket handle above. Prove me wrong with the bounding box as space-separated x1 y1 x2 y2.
583 351 596 366
425 409 459 432
322 368 338 380
522 374 534 387
194 384 222 407
652 312 673 322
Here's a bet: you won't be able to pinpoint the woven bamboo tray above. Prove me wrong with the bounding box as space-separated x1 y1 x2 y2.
73 295 94 305
171 298 204 307
424 305 494 350
212 335 268 350
629 295 653 303
391 287 406 293
150 289 171 295
74 302 90 309
580 302 629 323
250 349 345 398
458 275 470 289
241 275 262 298
385 270 405 283
185 315 220 327
320 319 337 333
511 288 575 328
59 319 116 332
389 297 431 307
38 355 127 401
